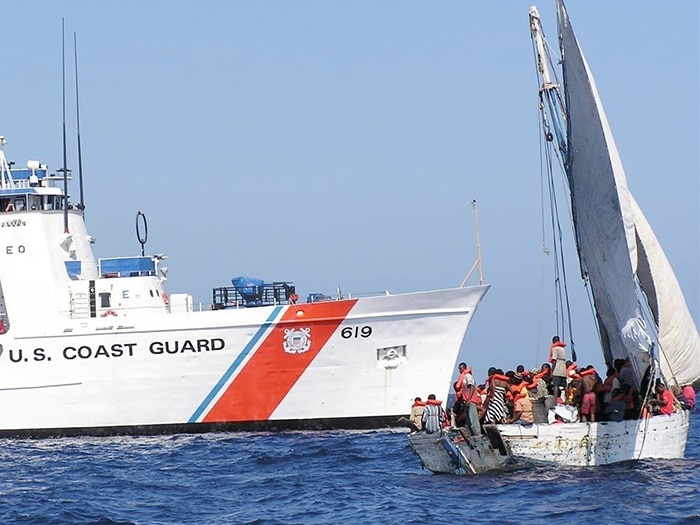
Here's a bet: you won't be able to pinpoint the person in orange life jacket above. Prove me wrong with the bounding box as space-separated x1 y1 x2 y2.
649 380 676 416
549 336 568 400
509 388 534 424
408 397 425 431
454 362 482 436
421 394 447 433
507 374 532 424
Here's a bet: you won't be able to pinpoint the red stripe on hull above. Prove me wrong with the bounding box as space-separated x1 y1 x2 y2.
202 300 357 423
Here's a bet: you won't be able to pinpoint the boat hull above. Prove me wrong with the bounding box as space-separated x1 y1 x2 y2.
0 285 488 437
496 411 690 466
408 426 512 475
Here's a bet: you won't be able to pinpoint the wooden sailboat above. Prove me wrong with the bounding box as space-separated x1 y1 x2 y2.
494 1 700 466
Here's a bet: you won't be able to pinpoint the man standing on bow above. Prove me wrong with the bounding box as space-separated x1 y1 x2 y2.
549 336 568 400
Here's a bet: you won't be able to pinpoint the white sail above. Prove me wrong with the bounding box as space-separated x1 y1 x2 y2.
631 196 700 387
555 0 700 387
556 1 653 381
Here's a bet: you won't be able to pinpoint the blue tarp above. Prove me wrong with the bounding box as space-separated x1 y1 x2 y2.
231 276 264 305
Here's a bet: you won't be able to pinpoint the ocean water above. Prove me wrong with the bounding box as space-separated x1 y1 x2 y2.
1 415 698 525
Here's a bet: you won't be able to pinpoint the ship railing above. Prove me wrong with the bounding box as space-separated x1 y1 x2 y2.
209 286 391 310
212 281 295 309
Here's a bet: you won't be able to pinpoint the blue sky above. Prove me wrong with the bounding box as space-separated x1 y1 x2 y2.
1 1 697 382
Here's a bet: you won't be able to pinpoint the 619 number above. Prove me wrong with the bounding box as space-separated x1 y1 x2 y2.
341 326 372 339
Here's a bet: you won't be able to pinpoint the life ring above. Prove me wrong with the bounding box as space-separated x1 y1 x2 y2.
161 292 169 304
102 309 117 317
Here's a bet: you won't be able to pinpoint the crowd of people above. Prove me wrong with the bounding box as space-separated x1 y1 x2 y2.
409 336 697 435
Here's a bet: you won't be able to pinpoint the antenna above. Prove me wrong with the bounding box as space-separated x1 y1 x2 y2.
61 18 70 234
472 200 484 285
460 200 484 287
73 31 85 212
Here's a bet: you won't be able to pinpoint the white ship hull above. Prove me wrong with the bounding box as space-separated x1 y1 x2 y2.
0 285 488 436
496 411 690 466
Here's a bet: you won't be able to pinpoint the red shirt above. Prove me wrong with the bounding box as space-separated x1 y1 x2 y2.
659 389 675 415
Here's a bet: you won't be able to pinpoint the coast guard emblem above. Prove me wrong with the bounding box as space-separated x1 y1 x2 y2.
283 328 311 354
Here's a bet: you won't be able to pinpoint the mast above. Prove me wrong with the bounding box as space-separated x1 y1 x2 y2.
61 18 69 234
74 32 85 212
529 5 577 359
529 6 567 164
471 200 483 285
460 200 484 287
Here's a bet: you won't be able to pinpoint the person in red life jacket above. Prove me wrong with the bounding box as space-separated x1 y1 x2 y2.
649 380 676 416
453 362 482 436
680 384 696 410
408 397 425 432
579 365 600 422
421 394 447 433
549 336 568 400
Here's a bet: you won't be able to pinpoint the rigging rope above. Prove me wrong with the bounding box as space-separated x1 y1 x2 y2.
532 30 579 365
